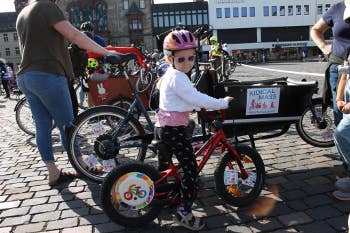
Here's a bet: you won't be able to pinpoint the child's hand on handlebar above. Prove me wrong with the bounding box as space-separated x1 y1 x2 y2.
224 96 234 102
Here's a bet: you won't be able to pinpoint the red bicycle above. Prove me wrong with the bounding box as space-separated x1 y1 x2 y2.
100 110 266 228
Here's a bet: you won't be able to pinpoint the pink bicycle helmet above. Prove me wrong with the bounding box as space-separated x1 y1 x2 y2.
163 30 197 51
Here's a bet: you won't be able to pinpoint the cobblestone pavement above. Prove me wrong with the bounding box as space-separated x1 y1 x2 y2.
0 61 349 233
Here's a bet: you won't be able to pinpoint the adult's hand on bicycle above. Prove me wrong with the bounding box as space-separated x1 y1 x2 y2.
337 100 347 113
339 101 350 114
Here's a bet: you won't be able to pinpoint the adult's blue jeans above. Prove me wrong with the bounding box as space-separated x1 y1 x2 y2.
334 78 350 170
17 71 74 164
329 63 343 126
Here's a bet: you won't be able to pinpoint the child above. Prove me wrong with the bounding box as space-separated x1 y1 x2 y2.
155 29 232 230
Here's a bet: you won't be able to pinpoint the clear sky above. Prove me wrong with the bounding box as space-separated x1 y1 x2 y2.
0 0 194 13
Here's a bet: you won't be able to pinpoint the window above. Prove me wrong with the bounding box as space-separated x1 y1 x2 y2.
5 48 10 56
233 7 239 17
249 7 255 17
296 5 301 15
3 34 8 42
263 6 269 16
15 47 20 55
280 6 285 16
317 4 323 15
271 6 277 16
304 5 309 15
139 0 145 9
216 8 222 18
153 13 158 28
13 33 18 41
123 0 128 10
193 10 198 25
164 12 169 27
130 19 142 30
225 8 230 18
241 7 247 17
325 4 331 12
288 5 293 15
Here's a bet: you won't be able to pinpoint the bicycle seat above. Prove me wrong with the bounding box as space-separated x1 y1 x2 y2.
105 53 138 65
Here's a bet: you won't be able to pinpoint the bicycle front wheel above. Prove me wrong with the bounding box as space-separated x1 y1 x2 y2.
296 98 335 147
214 145 265 207
67 105 149 183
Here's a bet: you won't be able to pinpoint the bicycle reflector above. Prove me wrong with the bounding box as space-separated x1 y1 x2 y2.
113 172 154 210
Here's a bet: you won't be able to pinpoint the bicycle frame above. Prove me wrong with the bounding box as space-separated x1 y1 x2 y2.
154 125 247 197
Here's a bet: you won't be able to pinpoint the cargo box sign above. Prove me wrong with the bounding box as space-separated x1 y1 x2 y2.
246 87 280 115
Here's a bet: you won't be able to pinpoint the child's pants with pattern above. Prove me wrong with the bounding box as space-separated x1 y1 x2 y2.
155 126 198 213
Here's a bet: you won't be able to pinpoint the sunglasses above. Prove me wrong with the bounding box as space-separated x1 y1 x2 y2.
173 55 196 63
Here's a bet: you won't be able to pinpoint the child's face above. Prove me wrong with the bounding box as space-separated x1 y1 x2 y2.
171 49 196 74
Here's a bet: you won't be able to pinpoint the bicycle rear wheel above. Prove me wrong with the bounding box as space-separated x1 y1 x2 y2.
15 97 36 136
67 105 151 183
214 145 265 207
296 98 335 147
136 70 154 93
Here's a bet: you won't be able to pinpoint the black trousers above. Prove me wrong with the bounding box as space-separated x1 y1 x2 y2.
1 79 10 97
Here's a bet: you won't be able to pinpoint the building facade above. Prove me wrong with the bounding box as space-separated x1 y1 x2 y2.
207 0 338 61
152 1 209 50
0 12 20 70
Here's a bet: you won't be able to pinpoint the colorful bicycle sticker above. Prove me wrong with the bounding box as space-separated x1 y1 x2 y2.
113 172 154 210
241 172 256 187
224 169 238 185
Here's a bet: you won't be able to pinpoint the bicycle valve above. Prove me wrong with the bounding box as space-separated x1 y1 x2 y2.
337 65 350 74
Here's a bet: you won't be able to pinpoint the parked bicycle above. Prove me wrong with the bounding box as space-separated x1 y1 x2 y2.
100 109 265 227
66 53 213 183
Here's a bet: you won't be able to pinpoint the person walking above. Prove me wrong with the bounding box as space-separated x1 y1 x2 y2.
310 0 350 126
0 60 10 98
16 0 116 186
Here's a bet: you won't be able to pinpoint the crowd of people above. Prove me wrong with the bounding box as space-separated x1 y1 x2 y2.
3 0 350 231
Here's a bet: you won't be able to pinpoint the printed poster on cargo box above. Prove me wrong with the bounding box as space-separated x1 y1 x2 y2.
246 87 280 115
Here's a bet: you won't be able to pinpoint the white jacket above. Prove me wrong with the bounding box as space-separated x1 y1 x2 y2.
159 67 228 112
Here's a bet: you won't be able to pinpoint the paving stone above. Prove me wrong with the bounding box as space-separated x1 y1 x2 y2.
303 194 333 208
61 225 93 233
0 227 12 233
21 197 48 207
0 200 20 210
0 207 30 218
249 218 283 232
0 215 30 227
7 192 34 201
13 222 45 233
225 225 252 233
29 203 58 214
295 221 337 233
46 217 78 231
306 206 343 220
93 222 125 233
278 212 313 227
31 211 61 222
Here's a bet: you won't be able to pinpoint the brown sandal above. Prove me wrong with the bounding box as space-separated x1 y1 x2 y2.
48 169 80 187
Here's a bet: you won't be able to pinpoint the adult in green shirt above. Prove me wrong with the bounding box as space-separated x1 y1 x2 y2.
16 0 116 186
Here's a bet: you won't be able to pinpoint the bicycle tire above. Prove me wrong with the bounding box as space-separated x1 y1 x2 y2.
296 97 335 147
67 105 148 183
100 162 162 227
214 145 265 207
136 70 154 93
15 97 36 136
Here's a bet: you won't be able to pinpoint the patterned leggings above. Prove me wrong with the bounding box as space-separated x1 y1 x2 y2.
155 126 198 213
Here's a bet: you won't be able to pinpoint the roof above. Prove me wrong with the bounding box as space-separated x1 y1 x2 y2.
0 12 18 33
